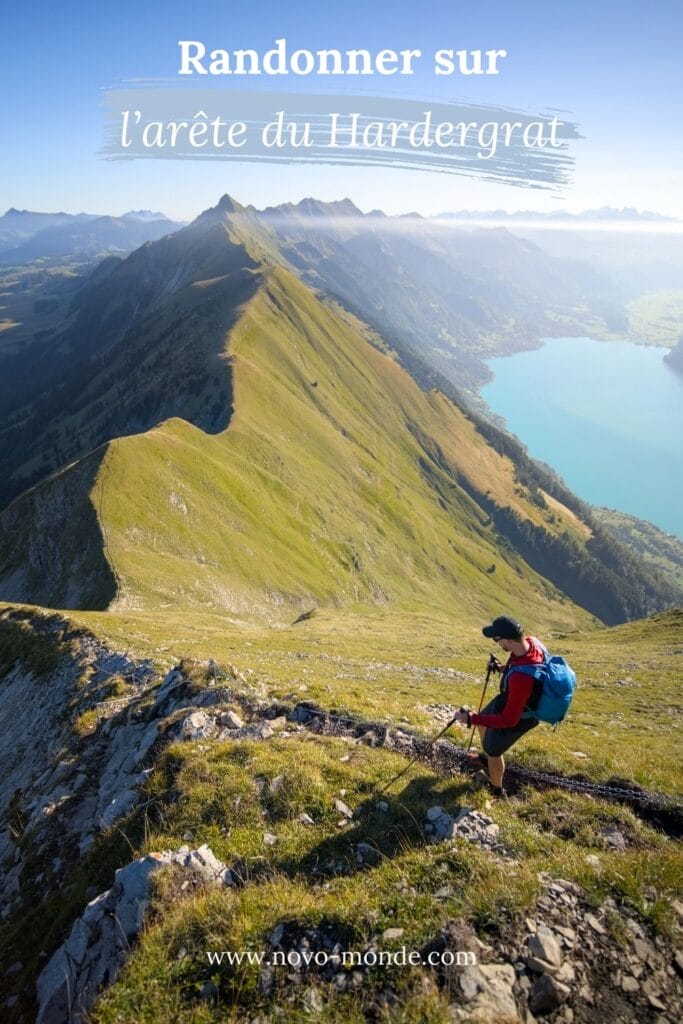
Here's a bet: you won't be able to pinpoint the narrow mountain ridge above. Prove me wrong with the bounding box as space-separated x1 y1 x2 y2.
0 257 676 624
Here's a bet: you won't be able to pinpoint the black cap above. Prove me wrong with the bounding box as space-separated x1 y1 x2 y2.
482 615 523 640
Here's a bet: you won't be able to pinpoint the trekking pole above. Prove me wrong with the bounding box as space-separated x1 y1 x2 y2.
378 709 467 795
465 654 498 753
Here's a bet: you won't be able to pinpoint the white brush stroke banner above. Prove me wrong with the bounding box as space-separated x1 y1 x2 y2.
101 88 581 191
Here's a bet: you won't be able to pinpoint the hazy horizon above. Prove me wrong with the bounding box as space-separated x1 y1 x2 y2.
4 196 683 230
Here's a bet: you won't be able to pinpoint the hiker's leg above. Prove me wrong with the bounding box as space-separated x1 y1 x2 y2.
478 727 503 784
483 719 538 789
487 754 505 787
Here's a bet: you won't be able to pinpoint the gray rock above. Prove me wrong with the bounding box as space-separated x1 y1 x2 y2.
529 972 571 1014
334 799 353 819
113 856 163 938
459 968 484 1001
382 928 404 940
585 914 606 935
527 955 560 975
268 775 285 795
220 710 244 729
633 937 655 960
303 986 324 1013
180 711 217 741
258 963 275 997
98 788 138 829
36 946 72 1024
556 962 575 985
189 845 233 884
127 722 159 769
263 832 278 846
252 722 274 739
601 828 627 852
528 926 563 969
78 834 94 856
452 964 520 1022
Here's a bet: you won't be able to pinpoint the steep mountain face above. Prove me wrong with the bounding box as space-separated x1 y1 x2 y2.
255 199 626 389
593 507 683 592
0 199 277 505
0 450 116 610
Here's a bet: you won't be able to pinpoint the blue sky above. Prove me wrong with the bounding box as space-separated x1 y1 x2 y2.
2 0 682 219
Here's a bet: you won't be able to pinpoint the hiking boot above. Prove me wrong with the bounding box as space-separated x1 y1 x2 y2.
488 784 508 801
463 750 489 772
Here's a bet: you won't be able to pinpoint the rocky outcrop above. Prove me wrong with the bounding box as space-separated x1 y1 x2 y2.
424 805 508 854
424 879 683 1023
0 612 155 911
36 844 233 1024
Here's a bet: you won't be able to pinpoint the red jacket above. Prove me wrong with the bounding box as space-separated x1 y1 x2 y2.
471 637 546 729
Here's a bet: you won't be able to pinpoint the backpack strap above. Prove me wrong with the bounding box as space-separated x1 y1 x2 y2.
511 662 546 718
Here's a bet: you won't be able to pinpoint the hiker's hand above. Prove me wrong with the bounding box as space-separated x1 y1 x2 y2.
451 709 469 725
489 656 503 673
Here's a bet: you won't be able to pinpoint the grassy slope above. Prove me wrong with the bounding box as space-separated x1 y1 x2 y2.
33 264 589 628
593 506 683 591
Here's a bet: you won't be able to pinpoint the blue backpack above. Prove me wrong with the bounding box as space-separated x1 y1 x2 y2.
514 642 576 725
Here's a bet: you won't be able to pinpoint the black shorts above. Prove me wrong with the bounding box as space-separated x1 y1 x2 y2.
479 694 539 757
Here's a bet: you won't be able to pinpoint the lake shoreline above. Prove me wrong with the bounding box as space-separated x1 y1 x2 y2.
481 336 682 539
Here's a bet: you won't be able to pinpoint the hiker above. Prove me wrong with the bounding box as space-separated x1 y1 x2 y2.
452 615 545 795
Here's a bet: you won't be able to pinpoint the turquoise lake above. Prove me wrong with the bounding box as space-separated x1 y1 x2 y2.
481 337 682 539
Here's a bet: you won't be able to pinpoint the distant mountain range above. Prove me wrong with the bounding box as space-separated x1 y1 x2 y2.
0 207 182 263
436 207 679 223
0 193 679 625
